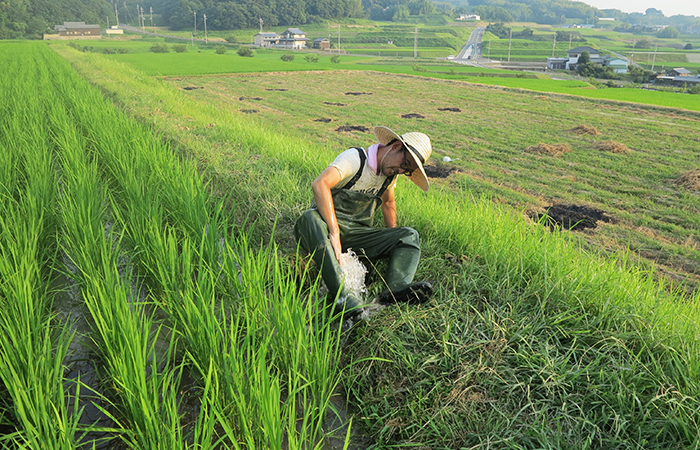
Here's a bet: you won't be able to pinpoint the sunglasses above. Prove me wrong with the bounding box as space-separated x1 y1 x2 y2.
400 148 415 176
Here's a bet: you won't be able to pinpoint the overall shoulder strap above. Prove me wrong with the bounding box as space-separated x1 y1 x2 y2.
377 175 396 198
341 147 366 190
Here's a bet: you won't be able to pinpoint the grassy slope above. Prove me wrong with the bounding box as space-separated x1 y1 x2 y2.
50 42 700 449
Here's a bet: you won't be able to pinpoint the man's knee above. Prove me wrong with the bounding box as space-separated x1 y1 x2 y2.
398 226 420 248
295 209 328 251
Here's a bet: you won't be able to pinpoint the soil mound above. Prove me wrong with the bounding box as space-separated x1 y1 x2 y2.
323 102 346 106
438 107 461 112
525 143 571 157
594 141 629 153
424 164 459 178
675 169 700 191
265 88 288 91
183 86 203 91
314 118 332 123
568 125 599 135
533 204 614 231
241 109 258 114
239 97 262 101
336 125 369 133
402 113 425 119
345 92 372 96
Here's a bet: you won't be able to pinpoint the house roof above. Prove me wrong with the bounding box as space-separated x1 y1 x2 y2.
57 22 100 29
670 68 691 74
257 32 280 37
284 28 305 35
567 46 599 54
314 37 329 42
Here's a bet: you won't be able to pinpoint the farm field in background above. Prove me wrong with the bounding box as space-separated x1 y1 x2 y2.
50 42 700 449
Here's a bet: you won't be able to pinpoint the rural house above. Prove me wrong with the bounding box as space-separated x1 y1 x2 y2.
666 68 692 77
45 22 102 40
655 69 700 87
278 28 308 49
547 46 627 73
457 14 481 21
313 37 330 50
254 32 281 47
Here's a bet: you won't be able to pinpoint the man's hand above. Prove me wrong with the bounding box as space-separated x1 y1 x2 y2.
328 230 343 263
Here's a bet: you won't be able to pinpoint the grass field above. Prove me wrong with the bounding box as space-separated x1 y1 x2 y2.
41 39 700 449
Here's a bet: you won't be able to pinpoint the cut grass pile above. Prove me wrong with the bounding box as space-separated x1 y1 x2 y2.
50 42 700 449
524 143 572 156
594 140 631 153
675 169 700 191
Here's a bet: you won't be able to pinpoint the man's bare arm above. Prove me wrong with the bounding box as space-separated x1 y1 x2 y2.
381 186 397 228
311 166 344 262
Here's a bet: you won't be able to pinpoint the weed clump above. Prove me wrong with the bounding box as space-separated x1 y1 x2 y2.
569 124 599 135
594 140 629 153
525 143 571 157
674 169 700 191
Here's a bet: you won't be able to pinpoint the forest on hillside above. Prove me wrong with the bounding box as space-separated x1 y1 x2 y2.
0 0 115 39
1 0 699 39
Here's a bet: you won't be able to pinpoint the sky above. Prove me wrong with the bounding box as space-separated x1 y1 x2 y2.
583 0 700 18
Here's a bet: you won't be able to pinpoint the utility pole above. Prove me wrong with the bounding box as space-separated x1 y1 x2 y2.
552 32 556 57
115 1 119 25
651 43 657 71
487 40 490 61
259 18 263 33
337 24 340 54
414 27 418 58
193 11 196 37
568 33 572 49
203 14 207 44
507 28 512 62
141 6 145 30
150 7 153 27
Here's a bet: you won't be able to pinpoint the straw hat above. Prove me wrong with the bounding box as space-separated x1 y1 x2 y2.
374 126 432 191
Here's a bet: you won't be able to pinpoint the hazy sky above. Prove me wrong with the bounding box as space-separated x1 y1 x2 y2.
583 0 700 18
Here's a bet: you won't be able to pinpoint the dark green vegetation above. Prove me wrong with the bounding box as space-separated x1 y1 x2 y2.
48 41 700 449
0 0 115 39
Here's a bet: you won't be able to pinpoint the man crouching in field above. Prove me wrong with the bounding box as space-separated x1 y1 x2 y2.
294 126 434 318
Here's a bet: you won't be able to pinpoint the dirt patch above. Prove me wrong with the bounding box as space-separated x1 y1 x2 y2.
594 141 629 153
401 113 424 119
239 97 263 101
424 164 459 178
345 92 372 96
568 125 599 135
336 125 369 133
240 109 258 114
314 118 333 123
323 102 346 106
438 107 461 112
533 204 615 231
674 169 700 191
265 88 288 91
182 86 203 90
525 143 571 157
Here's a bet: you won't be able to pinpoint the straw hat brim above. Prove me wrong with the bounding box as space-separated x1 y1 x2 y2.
373 126 430 191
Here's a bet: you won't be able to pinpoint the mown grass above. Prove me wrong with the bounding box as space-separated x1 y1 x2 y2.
52 42 700 449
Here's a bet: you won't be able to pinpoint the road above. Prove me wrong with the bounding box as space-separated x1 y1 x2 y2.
454 27 485 63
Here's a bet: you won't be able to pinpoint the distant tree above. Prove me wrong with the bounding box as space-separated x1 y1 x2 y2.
578 50 590 65
627 65 655 83
485 22 511 39
237 46 254 57
215 45 227 54
685 43 693 50
304 54 319 63
281 53 295 61
645 8 664 16
392 5 410 21
225 35 237 43
150 43 170 53
173 44 188 53
474 5 513 22
330 55 341 63
634 38 652 49
657 26 680 39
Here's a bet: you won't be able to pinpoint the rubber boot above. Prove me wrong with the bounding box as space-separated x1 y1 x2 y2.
379 245 432 304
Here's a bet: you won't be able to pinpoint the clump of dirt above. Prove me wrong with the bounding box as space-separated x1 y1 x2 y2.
401 113 424 119
336 125 369 132
525 143 571 157
424 164 459 178
568 125 599 135
594 141 629 153
674 169 700 191
182 86 203 90
314 118 333 123
345 92 372 96
239 97 263 101
438 107 461 112
241 109 258 114
323 101 346 106
265 88 288 91
533 204 615 231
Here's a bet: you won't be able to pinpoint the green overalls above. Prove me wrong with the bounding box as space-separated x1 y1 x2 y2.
294 148 422 314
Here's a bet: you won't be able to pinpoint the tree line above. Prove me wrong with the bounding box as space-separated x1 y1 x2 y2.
0 0 115 39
